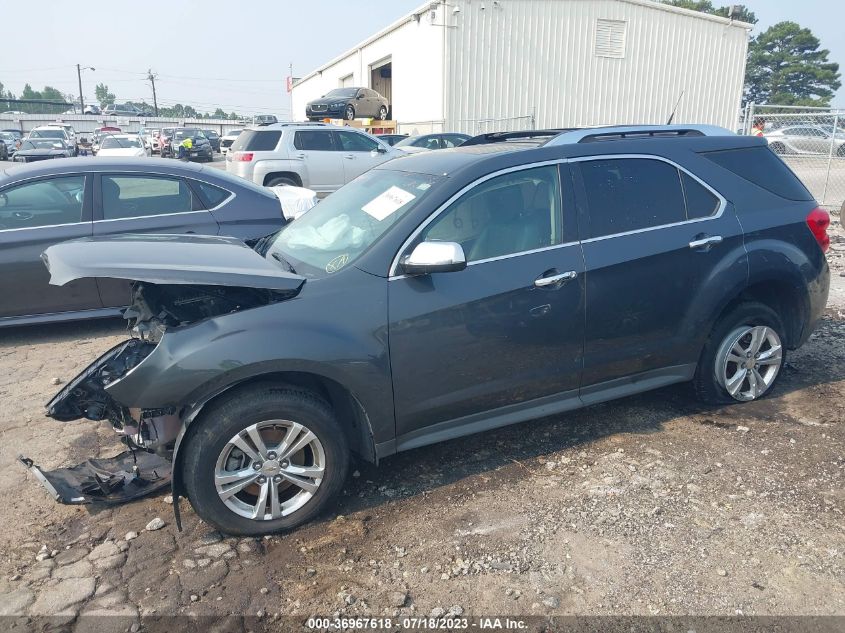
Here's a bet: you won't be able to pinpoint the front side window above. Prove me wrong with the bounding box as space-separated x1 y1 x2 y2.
268 169 442 277
0 176 86 229
101 175 194 220
421 165 562 262
294 131 336 151
336 131 378 152
578 158 686 238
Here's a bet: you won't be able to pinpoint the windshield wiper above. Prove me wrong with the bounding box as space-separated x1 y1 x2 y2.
271 252 297 274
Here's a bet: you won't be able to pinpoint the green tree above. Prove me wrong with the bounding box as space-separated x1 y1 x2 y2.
662 1 757 24
95 83 115 106
229 111 240 120
213 108 227 118
745 22 841 106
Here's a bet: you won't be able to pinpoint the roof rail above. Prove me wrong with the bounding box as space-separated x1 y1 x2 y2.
461 129 577 146
545 124 734 146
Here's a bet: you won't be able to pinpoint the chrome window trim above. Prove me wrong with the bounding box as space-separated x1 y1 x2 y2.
0 220 88 233
570 153 727 243
94 209 211 224
388 159 568 278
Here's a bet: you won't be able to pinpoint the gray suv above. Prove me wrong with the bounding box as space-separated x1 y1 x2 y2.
29 125 830 536
225 122 404 194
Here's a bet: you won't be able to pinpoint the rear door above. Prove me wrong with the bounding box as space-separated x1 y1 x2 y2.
388 164 585 445
572 155 743 397
0 174 100 319
335 130 388 183
93 173 220 307
291 130 344 193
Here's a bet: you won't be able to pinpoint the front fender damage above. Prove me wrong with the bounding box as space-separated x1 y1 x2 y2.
22 278 300 523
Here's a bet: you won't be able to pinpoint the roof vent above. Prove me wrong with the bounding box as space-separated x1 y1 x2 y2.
595 19 627 59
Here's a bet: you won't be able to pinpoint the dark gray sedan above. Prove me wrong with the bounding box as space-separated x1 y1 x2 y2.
0 157 288 326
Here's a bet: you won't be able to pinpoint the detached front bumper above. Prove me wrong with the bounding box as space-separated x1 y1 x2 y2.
19 452 171 505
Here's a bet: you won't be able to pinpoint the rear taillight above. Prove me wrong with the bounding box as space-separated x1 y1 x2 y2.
233 152 253 162
806 207 830 253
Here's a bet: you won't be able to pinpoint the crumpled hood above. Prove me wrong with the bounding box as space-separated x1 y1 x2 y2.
42 234 305 291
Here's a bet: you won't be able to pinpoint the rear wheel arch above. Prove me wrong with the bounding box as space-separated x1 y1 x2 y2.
706 278 809 351
263 172 302 187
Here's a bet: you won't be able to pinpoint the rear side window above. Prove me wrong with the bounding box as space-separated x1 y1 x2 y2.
578 158 686 238
294 131 336 151
231 130 281 152
193 181 231 208
681 173 720 219
700 147 813 201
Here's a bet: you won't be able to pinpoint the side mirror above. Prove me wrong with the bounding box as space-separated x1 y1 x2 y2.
372 146 387 155
357 94 364 100
400 241 466 275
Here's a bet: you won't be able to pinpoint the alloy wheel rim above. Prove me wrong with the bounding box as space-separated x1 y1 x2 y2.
716 325 783 402
214 420 325 521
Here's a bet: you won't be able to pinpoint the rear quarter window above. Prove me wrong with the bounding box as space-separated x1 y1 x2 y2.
231 130 281 152
699 147 813 201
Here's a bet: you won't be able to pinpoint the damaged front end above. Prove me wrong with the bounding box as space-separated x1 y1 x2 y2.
22 235 305 508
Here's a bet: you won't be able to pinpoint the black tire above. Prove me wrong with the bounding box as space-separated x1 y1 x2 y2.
769 142 786 155
345 105 355 121
693 301 786 405
378 106 388 120
837 145 845 158
182 384 349 536
266 176 298 187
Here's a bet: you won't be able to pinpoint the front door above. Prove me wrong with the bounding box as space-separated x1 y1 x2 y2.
388 164 585 447
0 174 100 320
572 156 745 395
335 130 388 183
93 173 220 307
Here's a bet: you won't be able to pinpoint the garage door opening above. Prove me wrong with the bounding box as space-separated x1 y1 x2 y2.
370 58 392 119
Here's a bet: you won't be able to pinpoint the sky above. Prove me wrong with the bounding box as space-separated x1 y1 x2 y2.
0 0 842 117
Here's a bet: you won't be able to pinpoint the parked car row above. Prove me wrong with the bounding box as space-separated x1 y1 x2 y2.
21 124 830 537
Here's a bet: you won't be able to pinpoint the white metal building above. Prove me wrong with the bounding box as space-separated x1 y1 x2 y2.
291 0 750 134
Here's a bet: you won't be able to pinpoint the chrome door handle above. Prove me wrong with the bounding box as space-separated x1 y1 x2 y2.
343 154 354 160
534 270 577 288
689 235 723 249
294 153 306 159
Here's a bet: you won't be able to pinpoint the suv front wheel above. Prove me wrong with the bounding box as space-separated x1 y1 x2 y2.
694 301 786 404
181 384 349 535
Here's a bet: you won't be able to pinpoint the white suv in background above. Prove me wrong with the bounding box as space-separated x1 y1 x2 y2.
27 125 78 156
225 122 406 193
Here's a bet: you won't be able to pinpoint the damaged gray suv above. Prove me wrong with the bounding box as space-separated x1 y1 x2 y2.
25 125 830 536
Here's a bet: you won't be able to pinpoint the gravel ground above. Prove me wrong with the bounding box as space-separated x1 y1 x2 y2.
0 216 842 625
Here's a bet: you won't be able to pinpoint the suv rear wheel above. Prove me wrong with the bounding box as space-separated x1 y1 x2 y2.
694 301 786 404
181 384 349 535
266 175 298 187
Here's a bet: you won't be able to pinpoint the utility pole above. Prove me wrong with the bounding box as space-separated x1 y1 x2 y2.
289 62 293 120
147 69 159 116
76 64 84 114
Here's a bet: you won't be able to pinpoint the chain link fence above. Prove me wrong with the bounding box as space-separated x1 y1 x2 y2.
741 104 845 211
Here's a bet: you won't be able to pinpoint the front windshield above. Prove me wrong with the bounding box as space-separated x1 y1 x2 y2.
325 88 357 98
101 136 142 149
175 129 203 140
30 129 65 139
267 169 443 278
25 139 65 150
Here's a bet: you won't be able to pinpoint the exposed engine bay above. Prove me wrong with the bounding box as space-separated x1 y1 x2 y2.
24 281 295 505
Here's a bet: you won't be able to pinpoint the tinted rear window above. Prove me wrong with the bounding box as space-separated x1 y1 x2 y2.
578 158 686 238
232 130 281 152
700 147 813 201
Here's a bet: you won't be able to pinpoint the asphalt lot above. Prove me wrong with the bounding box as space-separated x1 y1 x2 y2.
0 151 843 625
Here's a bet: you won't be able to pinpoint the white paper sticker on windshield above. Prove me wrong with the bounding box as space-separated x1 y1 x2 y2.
361 186 416 221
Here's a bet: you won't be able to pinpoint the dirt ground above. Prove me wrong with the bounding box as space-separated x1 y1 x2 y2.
0 216 843 627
